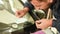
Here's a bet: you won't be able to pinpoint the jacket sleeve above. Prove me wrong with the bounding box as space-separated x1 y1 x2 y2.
52 19 60 32
23 1 34 10
51 0 60 32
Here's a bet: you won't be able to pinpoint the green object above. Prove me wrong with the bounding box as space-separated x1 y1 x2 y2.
0 22 10 31
33 10 46 19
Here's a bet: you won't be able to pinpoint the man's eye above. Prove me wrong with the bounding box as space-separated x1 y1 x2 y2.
38 0 43 1
38 0 47 2
37 0 43 2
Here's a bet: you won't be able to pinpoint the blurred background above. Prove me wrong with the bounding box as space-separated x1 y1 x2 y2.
0 0 34 24
0 0 35 34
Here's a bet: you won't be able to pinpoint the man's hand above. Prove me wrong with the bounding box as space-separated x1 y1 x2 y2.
15 7 29 18
35 19 53 29
15 10 26 18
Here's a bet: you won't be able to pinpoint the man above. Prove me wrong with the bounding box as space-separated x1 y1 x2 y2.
15 0 60 33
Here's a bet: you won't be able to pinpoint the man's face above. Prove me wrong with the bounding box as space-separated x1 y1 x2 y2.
33 0 53 10
39 1 51 10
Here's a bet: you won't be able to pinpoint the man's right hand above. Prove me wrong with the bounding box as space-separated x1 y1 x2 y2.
15 7 29 18
15 10 26 18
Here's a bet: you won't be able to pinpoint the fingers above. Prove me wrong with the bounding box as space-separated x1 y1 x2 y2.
15 11 20 18
35 20 41 24
35 20 42 29
18 13 24 18
15 7 29 18
35 19 53 29
15 10 20 17
35 21 48 29
15 10 24 18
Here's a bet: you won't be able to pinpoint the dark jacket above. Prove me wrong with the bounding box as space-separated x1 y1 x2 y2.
51 0 60 32
24 0 60 32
